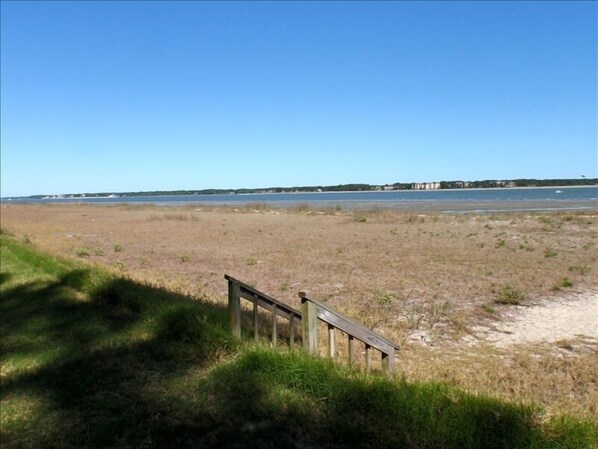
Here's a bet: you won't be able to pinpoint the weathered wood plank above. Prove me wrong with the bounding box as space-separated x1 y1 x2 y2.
315 307 398 354
365 344 372 373
253 296 259 342
382 347 396 375
301 297 318 354
328 325 335 359
226 275 302 320
228 280 241 339
348 335 354 367
271 303 277 346
240 290 301 321
289 314 295 348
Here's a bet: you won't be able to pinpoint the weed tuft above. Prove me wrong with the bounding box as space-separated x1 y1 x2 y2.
569 265 590 275
481 303 496 314
495 285 525 305
555 339 574 351
495 239 507 248
560 278 573 288
75 246 90 257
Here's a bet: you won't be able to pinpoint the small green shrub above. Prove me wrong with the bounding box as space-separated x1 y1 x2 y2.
560 277 573 288
113 244 123 253
544 249 558 258
495 285 525 305
75 246 90 257
375 290 396 305
353 216 367 223
246 256 258 266
179 254 191 263
495 239 507 248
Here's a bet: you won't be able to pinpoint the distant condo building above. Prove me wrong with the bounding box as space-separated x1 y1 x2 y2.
412 182 441 190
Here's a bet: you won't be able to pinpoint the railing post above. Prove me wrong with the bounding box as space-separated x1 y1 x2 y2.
289 314 295 348
228 279 241 339
300 292 318 354
271 303 277 346
382 347 396 375
253 297 259 342
328 325 335 359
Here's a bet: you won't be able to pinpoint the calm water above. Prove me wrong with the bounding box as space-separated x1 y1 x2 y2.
3 187 597 213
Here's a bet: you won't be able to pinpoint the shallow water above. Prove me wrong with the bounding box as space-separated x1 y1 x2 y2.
4 186 597 212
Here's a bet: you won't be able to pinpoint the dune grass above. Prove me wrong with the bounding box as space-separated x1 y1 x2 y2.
1 233 596 448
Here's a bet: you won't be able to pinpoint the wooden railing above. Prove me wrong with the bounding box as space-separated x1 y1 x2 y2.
226 275 302 347
226 275 400 374
299 292 399 374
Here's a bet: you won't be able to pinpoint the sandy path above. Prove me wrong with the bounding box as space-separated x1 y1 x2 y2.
479 290 598 347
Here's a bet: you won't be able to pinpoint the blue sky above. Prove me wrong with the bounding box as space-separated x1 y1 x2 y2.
1 1 596 197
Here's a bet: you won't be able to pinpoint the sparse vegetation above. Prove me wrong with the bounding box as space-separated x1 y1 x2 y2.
495 285 525 305
569 264 590 275
481 303 496 314
1 206 597 425
2 235 597 448
556 339 574 350
560 277 574 288
74 246 90 257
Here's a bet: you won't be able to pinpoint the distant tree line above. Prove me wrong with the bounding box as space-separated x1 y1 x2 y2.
30 178 596 198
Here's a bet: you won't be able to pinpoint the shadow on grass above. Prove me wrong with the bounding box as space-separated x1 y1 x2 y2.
1 241 596 449
0 264 234 449
198 350 598 449
0 272 11 285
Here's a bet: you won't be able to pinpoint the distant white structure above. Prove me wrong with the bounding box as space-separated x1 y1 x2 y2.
412 182 441 190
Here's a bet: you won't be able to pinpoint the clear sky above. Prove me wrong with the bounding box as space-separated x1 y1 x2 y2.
1 1 596 197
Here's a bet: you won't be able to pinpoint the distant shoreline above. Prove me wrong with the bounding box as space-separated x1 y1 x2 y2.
2 186 596 214
232 185 597 195
3 181 597 201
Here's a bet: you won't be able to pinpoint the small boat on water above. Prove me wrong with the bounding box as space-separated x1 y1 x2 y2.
555 190 563 194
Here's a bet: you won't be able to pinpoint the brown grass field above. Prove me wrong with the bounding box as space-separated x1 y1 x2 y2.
1 203 597 420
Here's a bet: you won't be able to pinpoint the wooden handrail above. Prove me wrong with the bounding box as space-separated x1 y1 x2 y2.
226 275 301 346
225 274 400 375
299 292 400 374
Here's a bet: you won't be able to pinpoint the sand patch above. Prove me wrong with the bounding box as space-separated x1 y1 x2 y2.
475 290 598 347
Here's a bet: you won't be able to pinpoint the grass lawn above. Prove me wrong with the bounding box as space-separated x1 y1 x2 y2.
1 232 596 448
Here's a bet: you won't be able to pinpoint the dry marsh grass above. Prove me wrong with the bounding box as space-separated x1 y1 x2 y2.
1 205 596 338
1 203 597 420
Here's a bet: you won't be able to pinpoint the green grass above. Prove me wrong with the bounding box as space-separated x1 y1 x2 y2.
1 234 597 449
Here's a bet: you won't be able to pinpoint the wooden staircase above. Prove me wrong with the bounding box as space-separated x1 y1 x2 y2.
226 275 400 374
